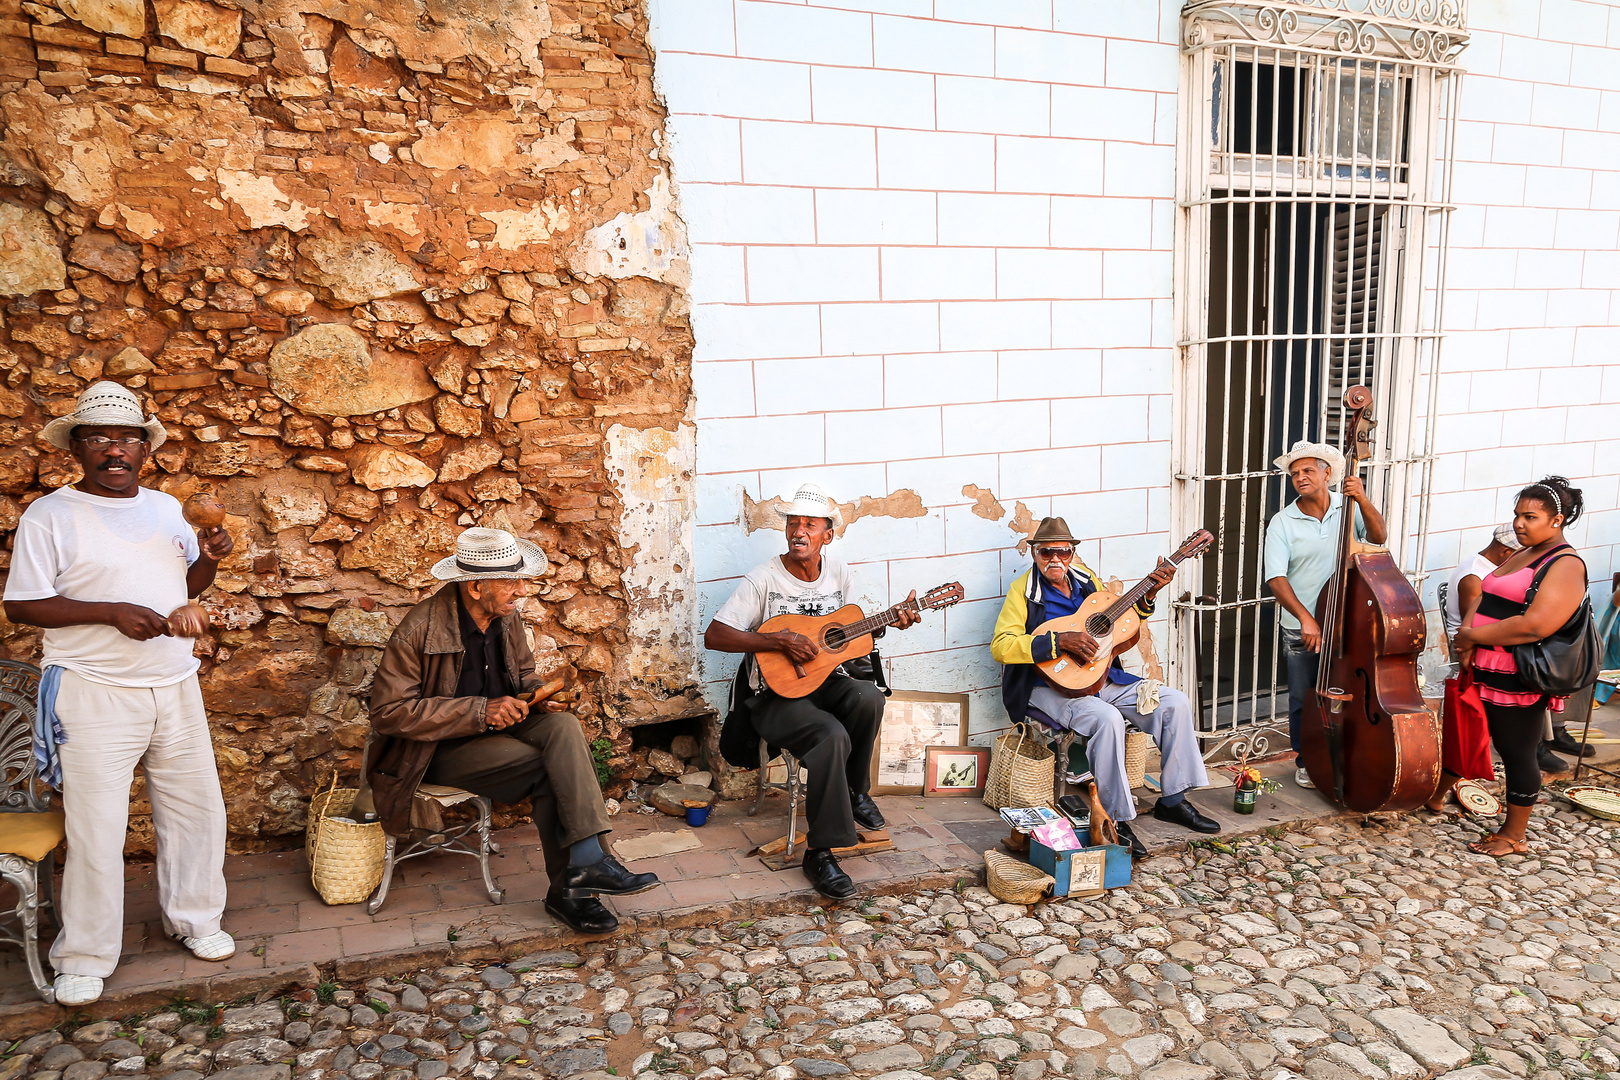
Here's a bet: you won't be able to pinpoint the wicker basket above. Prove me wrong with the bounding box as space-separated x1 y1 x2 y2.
983 723 1056 810
307 777 387 905
984 849 1054 904
1124 728 1151 791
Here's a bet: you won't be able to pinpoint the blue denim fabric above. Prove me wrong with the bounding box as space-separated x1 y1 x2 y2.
1280 627 1320 767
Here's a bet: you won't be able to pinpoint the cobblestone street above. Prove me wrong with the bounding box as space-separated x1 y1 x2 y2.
8 799 1620 1080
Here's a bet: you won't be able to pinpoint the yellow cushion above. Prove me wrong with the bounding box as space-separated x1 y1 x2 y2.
0 811 65 862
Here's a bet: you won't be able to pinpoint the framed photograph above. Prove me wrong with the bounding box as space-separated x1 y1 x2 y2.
869 690 970 796
925 746 991 797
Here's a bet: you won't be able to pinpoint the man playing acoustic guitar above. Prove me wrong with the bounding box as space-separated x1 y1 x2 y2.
707 483 919 900
992 517 1218 857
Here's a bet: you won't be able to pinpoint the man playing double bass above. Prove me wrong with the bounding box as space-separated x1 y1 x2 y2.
1264 440 1387 790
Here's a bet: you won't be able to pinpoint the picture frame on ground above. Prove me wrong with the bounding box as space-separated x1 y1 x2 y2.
869 690 971 795
924 746 992 797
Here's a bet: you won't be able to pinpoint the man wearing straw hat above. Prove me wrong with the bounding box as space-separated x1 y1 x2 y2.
706 483 918 901
1264 440 1387 789
3 381 236 1006
367 527 658 936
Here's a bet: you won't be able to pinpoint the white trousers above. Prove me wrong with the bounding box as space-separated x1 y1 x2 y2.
1030 679 1210 824
51 670 227 978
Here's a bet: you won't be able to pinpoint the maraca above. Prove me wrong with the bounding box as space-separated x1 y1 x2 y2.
183 492 227 533
168 603 210 637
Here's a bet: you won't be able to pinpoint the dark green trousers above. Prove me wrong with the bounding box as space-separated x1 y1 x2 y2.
425 711 611 880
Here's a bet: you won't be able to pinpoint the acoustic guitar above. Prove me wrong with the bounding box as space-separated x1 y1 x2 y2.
1033 530 1215 695
755 582 965 697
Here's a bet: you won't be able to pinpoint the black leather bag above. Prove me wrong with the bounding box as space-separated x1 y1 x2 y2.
1513 551 1600 697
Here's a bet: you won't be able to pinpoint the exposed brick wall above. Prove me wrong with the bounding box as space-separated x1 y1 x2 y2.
0 0 700 852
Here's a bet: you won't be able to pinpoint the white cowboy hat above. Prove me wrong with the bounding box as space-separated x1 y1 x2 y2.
429 527 548 583
40 380 166 451
776 482 843 528
1273 440 1345 485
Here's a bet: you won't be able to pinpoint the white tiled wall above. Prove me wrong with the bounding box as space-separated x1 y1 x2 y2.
649 0 1182 736
653 0 1620 735
1428 0 1620 608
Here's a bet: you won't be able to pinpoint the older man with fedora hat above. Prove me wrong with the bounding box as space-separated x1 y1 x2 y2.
4 381 236 1005
366 527 657 935
707 483 919 900
992 516 1217 856
1263 439 1387 788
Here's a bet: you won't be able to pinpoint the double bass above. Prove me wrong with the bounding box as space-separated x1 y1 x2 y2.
1297 386 1440 812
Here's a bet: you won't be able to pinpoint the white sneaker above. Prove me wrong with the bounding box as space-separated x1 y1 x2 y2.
53 974 103 1006
180 930 235 961
1295 767 1315 789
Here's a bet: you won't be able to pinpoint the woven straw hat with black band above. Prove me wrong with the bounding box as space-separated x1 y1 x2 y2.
429 527 548 583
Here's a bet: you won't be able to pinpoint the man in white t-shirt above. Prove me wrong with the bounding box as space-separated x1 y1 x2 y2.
3 382 236 1006
706 483 918 900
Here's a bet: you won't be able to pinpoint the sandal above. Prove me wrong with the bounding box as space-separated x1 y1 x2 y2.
1468 833 1528 858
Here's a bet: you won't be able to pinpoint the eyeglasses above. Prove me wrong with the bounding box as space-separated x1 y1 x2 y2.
73 435 147 449
1035 546 1074 560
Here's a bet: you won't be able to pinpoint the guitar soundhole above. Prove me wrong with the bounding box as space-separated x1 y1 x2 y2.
1086 615 1112 638
823 626 847 651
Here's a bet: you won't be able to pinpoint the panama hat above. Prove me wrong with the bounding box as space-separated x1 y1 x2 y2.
776 482 843 528
40 380 166 451
1273 440 1345 484
429 527 548 583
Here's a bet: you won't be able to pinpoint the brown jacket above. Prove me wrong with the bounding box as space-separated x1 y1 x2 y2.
365 585 539 836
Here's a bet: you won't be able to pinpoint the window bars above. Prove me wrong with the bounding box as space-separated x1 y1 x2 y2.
1171 1 1467 762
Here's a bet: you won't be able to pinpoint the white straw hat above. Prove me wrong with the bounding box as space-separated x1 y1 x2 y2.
429 527 548 583
40 380 166 451
1273 440 1345 485
775 482 843 528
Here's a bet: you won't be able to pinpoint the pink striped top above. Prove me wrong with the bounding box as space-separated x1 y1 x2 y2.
1473 559 1567 712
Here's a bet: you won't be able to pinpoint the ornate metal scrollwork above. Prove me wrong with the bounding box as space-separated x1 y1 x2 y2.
1201 724 1291 765
1184 1 1469 67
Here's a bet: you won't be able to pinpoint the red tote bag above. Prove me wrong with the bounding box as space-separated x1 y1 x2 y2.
1442 671 1493 781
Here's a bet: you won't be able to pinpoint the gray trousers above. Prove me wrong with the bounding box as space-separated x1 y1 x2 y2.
1030 680 1209 824
425 711 611 881
749 675 884 850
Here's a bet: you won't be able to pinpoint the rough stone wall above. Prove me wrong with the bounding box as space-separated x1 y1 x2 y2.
0 0 701 851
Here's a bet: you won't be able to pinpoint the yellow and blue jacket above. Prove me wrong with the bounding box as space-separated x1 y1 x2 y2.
992 560 1154 722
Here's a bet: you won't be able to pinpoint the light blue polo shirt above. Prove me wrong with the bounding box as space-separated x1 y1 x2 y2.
1263 491 1367 630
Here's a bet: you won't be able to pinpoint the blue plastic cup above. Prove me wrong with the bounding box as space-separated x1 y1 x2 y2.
685 804 711 827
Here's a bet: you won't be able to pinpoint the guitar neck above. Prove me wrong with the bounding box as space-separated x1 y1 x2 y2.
845 600 919 639
1103 553 1188 621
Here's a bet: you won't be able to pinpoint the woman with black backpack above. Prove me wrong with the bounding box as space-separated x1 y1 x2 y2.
1455 476 1597 857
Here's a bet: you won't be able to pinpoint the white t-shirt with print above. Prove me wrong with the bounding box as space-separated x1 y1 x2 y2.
712 555 857 691
4 486 200 688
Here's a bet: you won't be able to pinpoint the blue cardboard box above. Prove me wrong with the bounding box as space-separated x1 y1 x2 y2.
1028 838 1132 897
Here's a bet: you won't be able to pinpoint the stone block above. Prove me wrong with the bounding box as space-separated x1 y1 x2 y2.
0 203 66 297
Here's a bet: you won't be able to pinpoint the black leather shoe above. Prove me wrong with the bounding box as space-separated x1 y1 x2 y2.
1115 821 1148 859
803 848 856 900
1153 797 1220 834
1539 743 1574 773
544 892 620 935
1549 730 1597 757
552 854 660 900
851 793 886 831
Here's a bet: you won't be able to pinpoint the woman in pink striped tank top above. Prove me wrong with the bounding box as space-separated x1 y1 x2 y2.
1454 477 1588 858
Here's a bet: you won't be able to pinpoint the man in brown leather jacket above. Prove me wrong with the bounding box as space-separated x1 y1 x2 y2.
366 527 657 934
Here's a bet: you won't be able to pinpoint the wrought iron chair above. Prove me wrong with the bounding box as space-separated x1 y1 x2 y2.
0 660 63 1001
748 739 803 857
366 784 504 915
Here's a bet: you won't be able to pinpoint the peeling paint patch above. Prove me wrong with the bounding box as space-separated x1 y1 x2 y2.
569 177 689 286
742 487 928 538
363 201 425 237
478 201 572 250
963 483 1005 521
216 169 317 231
1009 501 1038 554
410 116 580 176
605 422 699 704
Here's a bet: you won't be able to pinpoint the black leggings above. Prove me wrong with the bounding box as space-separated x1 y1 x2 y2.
1486 699 1548 807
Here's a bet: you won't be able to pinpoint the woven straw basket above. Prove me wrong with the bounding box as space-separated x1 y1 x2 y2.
1124 728 1151 791
983 723 1056 810
307 777 387 905
984 849 1054 904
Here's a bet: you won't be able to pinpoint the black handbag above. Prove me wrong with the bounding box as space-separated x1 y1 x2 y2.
1513 550 1600 697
